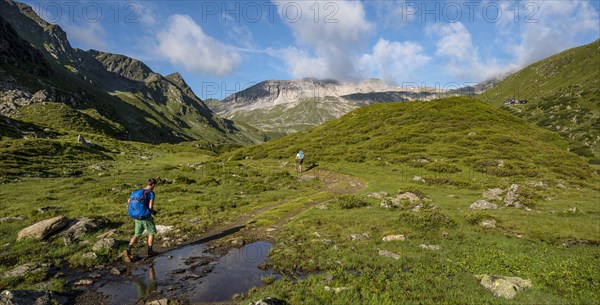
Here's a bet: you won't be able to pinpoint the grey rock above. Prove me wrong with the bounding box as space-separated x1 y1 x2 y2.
92 238 115 251
419 244 441 251
17 216 69 241
479 219 497 229
0 290 54 305
81 252 97 260
526 181 548 188
110 268 122 276
482 188 504 200
397 192 420 202
36 206 61 214
96 229 119 239
73 279 93 286
248 297 287 305
349 233 370 241
0 216 23 222
155 225 174 235
378 249 400 260
76 134 93 147
1 263 48 279
476 274 532 299
89 164 104 171
146 299 168 305
469 200 498 210
556 183 566 189
411 203 423 212
62 217 104 244
503 184 521 207
367 192 388 199
380 199 394 209
412 176 426 183
382 235 406 242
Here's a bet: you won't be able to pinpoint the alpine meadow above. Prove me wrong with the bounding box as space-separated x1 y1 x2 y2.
0 1 599 305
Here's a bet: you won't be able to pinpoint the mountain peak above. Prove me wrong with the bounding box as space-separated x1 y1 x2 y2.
87 50 155 82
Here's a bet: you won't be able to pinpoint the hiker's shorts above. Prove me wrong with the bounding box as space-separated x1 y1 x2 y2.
134 218 156 236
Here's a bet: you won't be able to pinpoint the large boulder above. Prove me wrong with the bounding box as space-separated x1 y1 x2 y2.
476 274 532 299
61 217 104 245
469 200 498 210
397 192 421 201
0 290 54 305
482 188 504 200
1 264 48 279
92 238 115 251
503 184 521 207
17 216 69 241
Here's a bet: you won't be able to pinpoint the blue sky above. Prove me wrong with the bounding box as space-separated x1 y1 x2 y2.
25 0 600 99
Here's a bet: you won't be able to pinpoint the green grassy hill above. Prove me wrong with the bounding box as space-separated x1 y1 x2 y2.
480 39 600 162
227 97 594 183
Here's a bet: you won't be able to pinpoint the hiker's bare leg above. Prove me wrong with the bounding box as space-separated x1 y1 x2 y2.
148 235 154 247
129 236 138 246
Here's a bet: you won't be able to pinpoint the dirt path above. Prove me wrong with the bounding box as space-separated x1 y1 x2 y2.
69 169 365 305
170 168 365 253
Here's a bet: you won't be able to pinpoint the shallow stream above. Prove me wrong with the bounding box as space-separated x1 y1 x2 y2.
93 241 274 304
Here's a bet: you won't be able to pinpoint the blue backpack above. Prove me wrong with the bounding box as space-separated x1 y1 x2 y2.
298 151 304 159
128 189 151 220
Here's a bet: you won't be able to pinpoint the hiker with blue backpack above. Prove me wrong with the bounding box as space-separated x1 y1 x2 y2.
295 150 304 173
124 178 158 262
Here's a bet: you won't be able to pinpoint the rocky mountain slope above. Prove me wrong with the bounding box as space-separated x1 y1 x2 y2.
0 0 263 145
210 78 467 136
480 39 600 160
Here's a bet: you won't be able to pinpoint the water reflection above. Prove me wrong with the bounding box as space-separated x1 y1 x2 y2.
133 264 157 300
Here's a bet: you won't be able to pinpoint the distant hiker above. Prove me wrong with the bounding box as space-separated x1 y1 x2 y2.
124 178 158 262
295 150 304 173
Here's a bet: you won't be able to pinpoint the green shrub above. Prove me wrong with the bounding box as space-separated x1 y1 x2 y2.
397 187 427 198
464 212 498 225
198 177 220 186
336 195 369 209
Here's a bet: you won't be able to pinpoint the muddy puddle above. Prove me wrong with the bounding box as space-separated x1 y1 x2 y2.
94 241 275 304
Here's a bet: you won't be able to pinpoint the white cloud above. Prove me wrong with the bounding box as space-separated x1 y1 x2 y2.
154 14 241 76
138 4 157 26
429 22 517 81
359 39 431 84
272 0 374 80
511 0 600 67
64 22 108 50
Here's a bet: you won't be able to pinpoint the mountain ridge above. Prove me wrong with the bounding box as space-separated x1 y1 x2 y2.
0 0 263 145
210 78 476 136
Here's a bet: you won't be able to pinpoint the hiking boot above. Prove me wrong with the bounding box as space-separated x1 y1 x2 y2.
122 250 132 263
147 248 158 257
